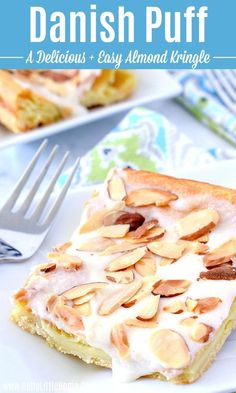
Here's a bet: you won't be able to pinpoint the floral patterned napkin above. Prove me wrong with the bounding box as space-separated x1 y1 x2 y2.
172 71 236 145
72 107 236 186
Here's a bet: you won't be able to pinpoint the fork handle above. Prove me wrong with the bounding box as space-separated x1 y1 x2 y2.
0 239 22 260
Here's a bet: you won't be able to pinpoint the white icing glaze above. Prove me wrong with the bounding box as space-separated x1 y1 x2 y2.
25 169 236 382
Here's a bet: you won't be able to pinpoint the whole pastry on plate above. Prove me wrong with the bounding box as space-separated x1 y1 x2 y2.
11 168 236 383
0 69 136 133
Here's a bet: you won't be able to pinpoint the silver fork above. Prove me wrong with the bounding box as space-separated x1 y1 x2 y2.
0 140 80 262
204 70 236 114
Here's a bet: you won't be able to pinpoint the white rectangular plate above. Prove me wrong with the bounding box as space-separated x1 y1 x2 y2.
1 160 236 393
0 70 181 150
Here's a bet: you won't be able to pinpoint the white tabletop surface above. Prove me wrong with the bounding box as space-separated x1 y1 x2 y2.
0 99 234 200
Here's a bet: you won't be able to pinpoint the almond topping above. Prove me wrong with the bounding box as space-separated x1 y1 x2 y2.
60 261 82 271
77 237 114 252
115 212 145 231
53 241 72 252
106 269 134 284
98 224 130 238
134 256 156 276
197 234 209 243
106 246 146 272
46 294 59 312
98 280 142 316
111 324 129 358
74 302 91 317
159 257 174 266
126 227 165 244
73 292 95 306
53 303 84 330
102 242 146 255
79 202 124 233
190 323 214 343
163 301 185 314
137 294 160 321
148 241 185 260
200 266 236 280
47 252 82 267
108 176 126 201
177 209 220 241
204 239 236 268
150 329 191 368
134 219 158 238
182 241 209 255
63 282 108 300
14 288 27 301
186 297 222 314
125 318 157 328
152 280 190 297
125 188 178 207
122 278 156 308
39 262 57 273
181 318 213 343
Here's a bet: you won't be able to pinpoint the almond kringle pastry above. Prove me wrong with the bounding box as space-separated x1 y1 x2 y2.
11 168 236 383
0 69 136 133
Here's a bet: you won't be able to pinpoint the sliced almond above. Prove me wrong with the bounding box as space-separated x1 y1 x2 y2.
39 262 57 273
74 302 91 317
14 288 27 301
47 252 82 267
63 282 108 300
73 292 95 305
163 301 185 314
101 242 146 255
126 227 165 244
122 278 156 308
106 269 134 284
204 239 236 268
111 324 129 358
182 241 209 255
190 323 213 343
115 212 145 231
152 280 190 297
148 242 185 260
98 224 130 238
150 329 191 368
125 188 178 207
186 297 222 314
106 246 146 272
159 257 174 266
177 209 220 241
137 294 160 321
108 176 126 201
134 256 156 276
134 219 158 238
79 202 124 233
125 318 157 328
181 317 213 343
77 237 114 252
53 303 84 330
53 241 72 252
200 265 236 280
98 280 142 316
46 294 59 312
60 261 82 271
180 316 198 328
197 234 209 243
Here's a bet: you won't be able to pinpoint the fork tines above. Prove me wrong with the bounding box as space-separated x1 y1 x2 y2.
1 139 80 228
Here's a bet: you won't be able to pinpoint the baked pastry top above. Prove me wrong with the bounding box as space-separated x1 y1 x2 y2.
12 168 236 383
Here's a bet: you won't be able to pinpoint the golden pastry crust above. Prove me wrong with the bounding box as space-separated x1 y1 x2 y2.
11 299 236 384
81 70 136 108
122 168 236 205
0 70 70 133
